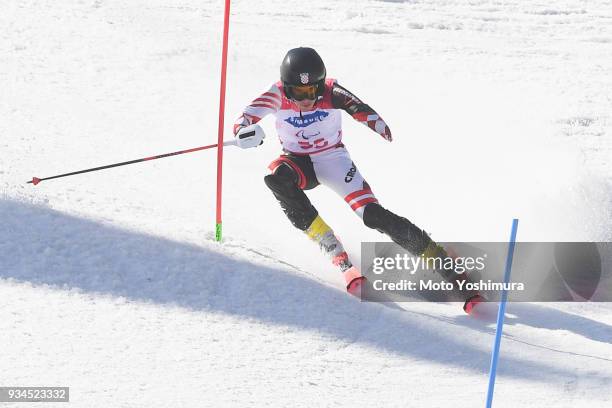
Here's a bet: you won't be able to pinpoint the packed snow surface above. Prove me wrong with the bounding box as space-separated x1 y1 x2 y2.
2 0 611 406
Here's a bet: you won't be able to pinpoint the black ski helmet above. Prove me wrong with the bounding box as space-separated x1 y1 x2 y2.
280 47 326 99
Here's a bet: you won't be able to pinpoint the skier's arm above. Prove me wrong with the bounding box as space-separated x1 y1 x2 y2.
233 83 282 136
331 83 392 142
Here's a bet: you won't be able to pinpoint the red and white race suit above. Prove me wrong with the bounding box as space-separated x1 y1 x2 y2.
234 78 391 154
234 78 392 217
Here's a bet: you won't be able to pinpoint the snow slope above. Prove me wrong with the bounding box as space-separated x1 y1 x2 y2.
2 0 611 406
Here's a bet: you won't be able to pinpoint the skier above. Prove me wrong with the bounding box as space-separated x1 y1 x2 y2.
233 47 482 313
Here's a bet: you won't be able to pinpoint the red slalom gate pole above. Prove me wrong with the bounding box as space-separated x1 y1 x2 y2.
215 0 231 242
26 141 237 186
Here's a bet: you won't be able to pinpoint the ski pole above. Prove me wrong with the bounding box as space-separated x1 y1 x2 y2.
27 139 237 186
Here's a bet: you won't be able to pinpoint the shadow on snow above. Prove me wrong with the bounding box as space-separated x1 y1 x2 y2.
1 198 609 384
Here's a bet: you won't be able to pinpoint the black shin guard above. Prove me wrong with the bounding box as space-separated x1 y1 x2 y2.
362 202 433 256
264 165 318 231
363 203 478 299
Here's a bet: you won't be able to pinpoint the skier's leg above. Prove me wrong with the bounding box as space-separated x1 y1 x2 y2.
313 147 478 304
310 148 449 267
362 202 480 307
309 147 375 291
264 156 318 230
304 215 361 295
362 202 433 258
264 155 353 275
310 147 378 217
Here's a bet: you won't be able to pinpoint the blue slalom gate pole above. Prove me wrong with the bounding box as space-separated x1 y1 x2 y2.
486 218 519 408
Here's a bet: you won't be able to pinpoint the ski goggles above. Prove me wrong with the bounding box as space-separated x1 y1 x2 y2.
287 83 318 101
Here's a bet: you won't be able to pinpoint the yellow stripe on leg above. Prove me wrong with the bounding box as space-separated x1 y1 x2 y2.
422 241 447 259
305 215 332 242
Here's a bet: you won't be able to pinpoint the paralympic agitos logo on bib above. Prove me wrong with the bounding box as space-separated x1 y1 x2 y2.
285 111 329 128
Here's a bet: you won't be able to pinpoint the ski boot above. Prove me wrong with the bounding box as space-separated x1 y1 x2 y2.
343 265 366 297
305 215 364 297
463 294 486 314
422 242 486 314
